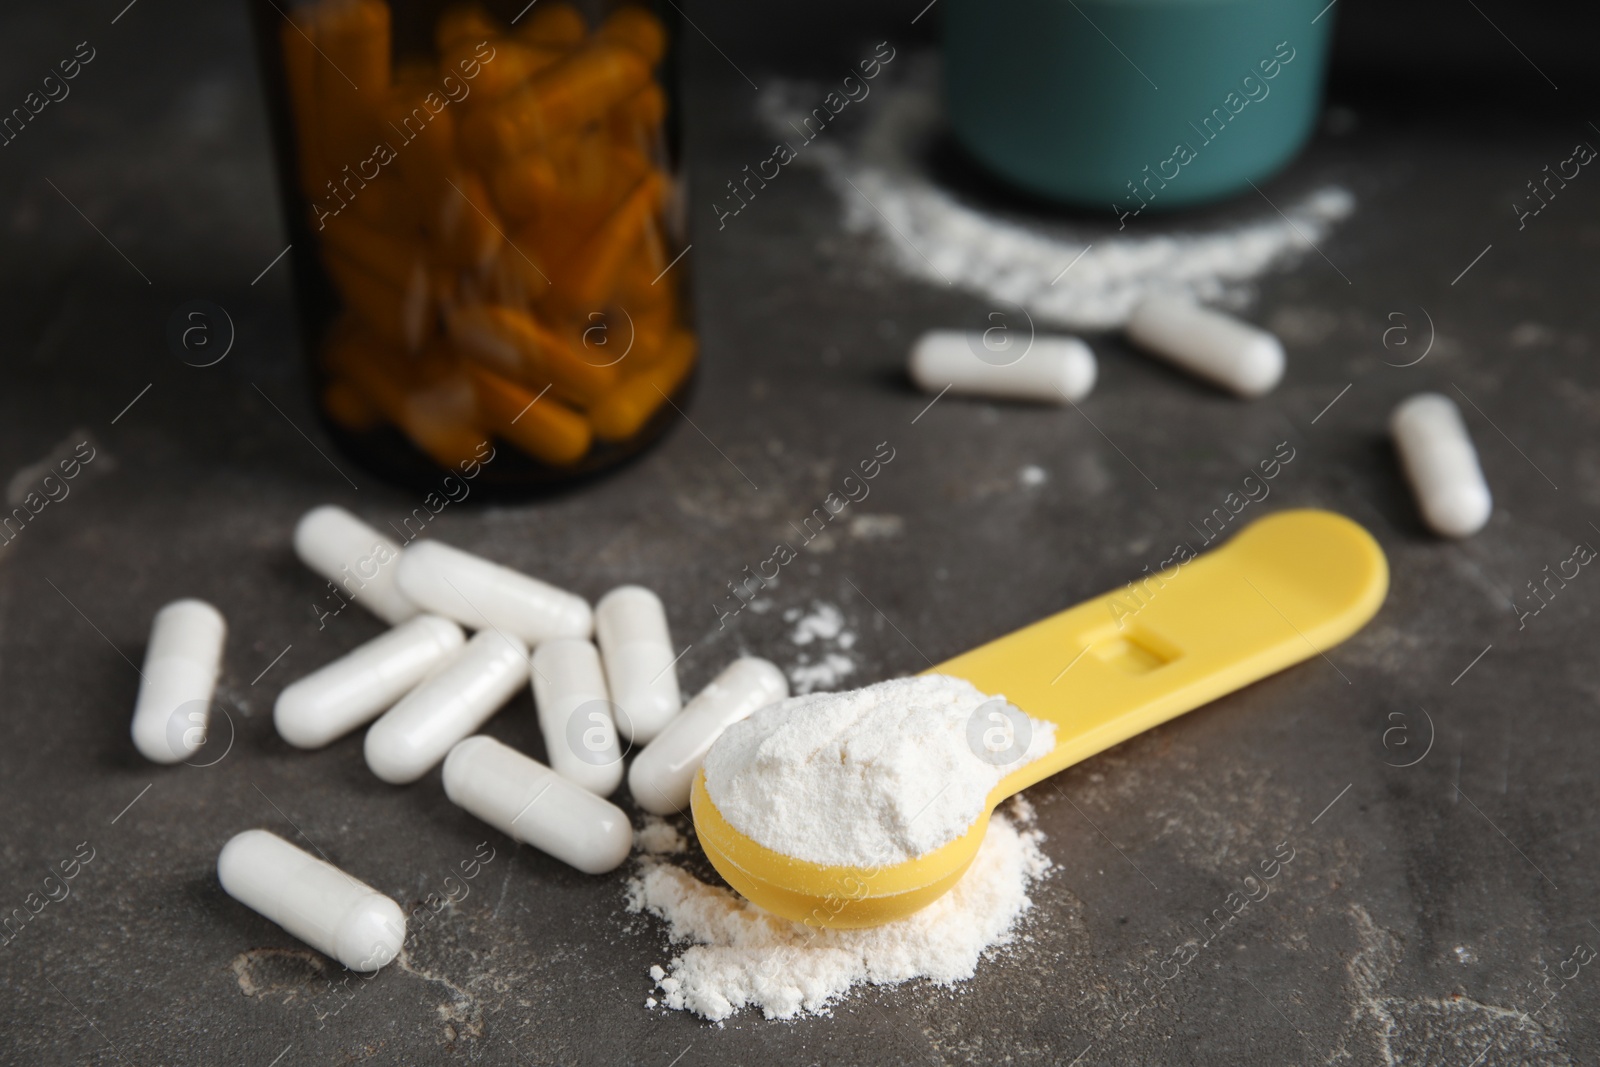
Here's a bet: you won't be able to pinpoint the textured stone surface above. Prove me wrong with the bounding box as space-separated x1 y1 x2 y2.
2 2 1598 1065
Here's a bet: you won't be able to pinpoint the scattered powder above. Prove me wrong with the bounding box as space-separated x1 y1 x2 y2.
848 513 905 540
783 602 858 694
626 804 1050 1021
1510 322 1554 348
1018 464 1048 488
5 429 105 506
787 654 856 695
703 675 1055 867
635 816 687 855
759 60 1356 328
786 602 848 645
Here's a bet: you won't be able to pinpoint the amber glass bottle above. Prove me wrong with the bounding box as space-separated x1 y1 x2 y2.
251 0 692 494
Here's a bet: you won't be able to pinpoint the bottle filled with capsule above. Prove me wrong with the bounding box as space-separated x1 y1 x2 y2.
252 0 692 492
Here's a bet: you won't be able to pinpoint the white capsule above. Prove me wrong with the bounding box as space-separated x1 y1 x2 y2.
443 736 632 874
629 657 789 816
131 599 226 764
364 630 529 784
1125 295 1285 398
396 540 592 645
909 330 1097 404
1390 392 1492 538
530 638 623 796
217 829 405 971
275 615 466 749
595 585 682 743
293 505 417 626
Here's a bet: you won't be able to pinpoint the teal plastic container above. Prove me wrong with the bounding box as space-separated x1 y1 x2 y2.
944 0 1333 211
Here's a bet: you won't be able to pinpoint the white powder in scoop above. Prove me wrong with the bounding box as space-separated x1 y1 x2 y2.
702 675 1054 867
627 804 1050 1021
759 60 1355 328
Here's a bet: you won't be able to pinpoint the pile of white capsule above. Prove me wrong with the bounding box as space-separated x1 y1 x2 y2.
909 296 1493 539
129 504 789 973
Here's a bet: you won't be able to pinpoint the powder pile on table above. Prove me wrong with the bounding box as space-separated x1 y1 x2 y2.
760 62 1356 329
628 800 1050 1021
704 674 1055 867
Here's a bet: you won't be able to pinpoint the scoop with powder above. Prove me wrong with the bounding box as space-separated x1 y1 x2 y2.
702 675 1055 868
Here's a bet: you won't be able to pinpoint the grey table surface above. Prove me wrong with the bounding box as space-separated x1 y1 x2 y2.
3 2 1599 1065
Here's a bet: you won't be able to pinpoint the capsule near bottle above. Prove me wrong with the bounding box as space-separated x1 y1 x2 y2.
443 736 632 874
908 330 1097 404
275 614 465 749
294 505 418 626
217 829 405 972
1125 295 1284 398
131 599 227 764
629 657 788 815
594 585 681 743
396 540 592 644
364 629 529 784
531 638 623 796
1390 392 1492 538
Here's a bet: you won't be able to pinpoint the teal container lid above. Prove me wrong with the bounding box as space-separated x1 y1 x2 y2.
944 0 1334 210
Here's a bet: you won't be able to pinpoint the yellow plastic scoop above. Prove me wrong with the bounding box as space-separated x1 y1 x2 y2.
691 509 1387 928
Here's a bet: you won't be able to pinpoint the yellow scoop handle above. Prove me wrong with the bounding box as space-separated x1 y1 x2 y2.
692 509 1388 927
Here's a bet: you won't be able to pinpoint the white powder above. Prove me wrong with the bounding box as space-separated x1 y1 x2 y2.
783 602 858 695
627 804 1050 1021
702 675 1055 867
787 654 856 695
785 602 847 645
635 816 687 855
760 60 1356 328
848 513 905 540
